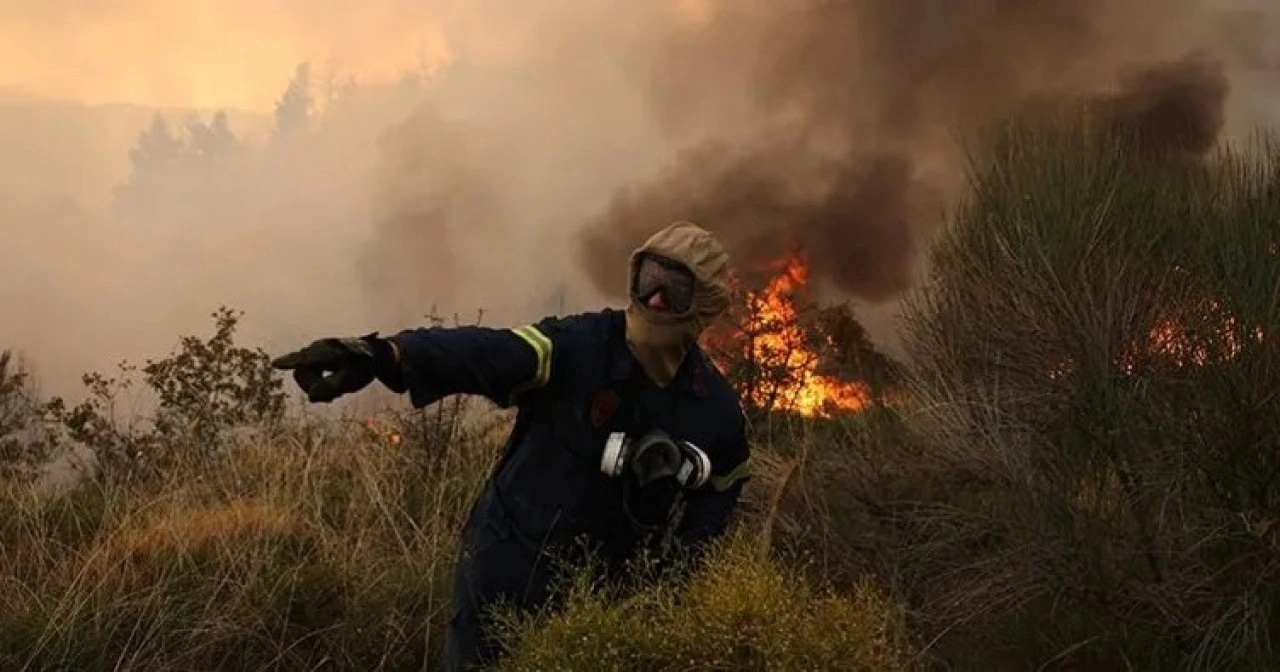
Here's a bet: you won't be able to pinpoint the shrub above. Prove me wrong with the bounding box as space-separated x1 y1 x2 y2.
492 530 913 672
888 107 1280 667
40 307 287 485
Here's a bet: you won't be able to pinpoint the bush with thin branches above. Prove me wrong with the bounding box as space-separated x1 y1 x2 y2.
887 108 1280 668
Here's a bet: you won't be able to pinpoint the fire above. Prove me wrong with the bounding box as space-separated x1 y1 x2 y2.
1049 297 1266 380
363 415 403 447
713 252 871 418
1126 298 1262 371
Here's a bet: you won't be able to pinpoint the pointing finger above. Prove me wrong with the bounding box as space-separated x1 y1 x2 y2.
271 340 340 370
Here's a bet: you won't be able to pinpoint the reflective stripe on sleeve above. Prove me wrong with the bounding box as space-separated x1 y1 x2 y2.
708 457 750 492
508 325 553 402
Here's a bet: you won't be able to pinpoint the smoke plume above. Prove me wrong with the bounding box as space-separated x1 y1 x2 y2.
1095 52 1231 157
576 0 1257 302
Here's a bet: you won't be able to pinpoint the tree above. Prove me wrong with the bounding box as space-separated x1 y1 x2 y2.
186 110 239 160
128 114 184 177
274 62 313 137
41 307 286 484
112 111 241 221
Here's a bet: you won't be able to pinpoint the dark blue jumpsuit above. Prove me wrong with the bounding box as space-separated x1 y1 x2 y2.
388 308 752 671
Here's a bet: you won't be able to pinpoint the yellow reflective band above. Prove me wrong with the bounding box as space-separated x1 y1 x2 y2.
509 325 553 402
709 457 751 492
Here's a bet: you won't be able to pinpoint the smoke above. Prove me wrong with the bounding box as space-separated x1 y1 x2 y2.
0 0 690 400
0 0 1277 400
576 0 1266 303
578 141 926 302
1095 52 1231 156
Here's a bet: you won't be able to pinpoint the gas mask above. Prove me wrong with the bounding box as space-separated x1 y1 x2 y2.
599 428 712 533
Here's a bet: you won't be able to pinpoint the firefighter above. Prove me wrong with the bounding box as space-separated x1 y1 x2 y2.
271 221 751 670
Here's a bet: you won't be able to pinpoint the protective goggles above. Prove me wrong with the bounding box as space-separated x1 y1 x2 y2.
631 253 697 314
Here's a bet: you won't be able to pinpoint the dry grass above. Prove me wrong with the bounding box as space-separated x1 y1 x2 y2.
0 418 498 670
0 407 915 671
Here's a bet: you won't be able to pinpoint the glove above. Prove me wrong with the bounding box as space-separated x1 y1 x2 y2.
271 333 402 403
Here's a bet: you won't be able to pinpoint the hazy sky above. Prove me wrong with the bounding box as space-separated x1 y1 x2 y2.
0 0 455 110
0 0 722 110
0 0 708 399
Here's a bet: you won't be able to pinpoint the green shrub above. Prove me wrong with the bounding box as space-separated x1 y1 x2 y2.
40 307 287 486
493 531 913 672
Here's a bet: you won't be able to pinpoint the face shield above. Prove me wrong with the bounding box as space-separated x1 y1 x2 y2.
630 253 697 316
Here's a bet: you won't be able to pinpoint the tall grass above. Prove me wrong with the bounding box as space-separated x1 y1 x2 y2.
0 414 499 670
0 408 916 670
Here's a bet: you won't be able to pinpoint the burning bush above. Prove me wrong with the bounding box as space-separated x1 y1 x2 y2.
703 250 900 421
889 107 1280 668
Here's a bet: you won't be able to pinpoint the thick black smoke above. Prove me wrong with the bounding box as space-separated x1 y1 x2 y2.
577 0 1237 301
1095 52 1229 157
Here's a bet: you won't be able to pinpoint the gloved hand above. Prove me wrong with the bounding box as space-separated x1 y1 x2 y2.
271 333 402 403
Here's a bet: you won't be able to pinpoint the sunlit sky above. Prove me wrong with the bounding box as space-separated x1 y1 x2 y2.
0 1 511 110
0 0 718 111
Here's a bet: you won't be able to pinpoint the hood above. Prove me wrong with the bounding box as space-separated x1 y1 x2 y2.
627 220 731 329
623 221 732 387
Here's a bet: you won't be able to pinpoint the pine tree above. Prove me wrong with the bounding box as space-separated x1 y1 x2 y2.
273 62 312 137
128 113 184 175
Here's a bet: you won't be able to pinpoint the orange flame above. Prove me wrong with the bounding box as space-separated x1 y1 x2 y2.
1125 298 1262 371
1049 297 1266 381
363 415 403 447
716 253 871 418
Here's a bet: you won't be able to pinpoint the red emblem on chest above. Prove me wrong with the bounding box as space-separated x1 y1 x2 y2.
691 365 707 396
590 390 621 427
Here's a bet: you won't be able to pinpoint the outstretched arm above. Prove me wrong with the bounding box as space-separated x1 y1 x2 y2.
384 314 584 409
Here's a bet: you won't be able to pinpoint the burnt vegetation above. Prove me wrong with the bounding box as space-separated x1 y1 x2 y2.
5 74 1280 672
